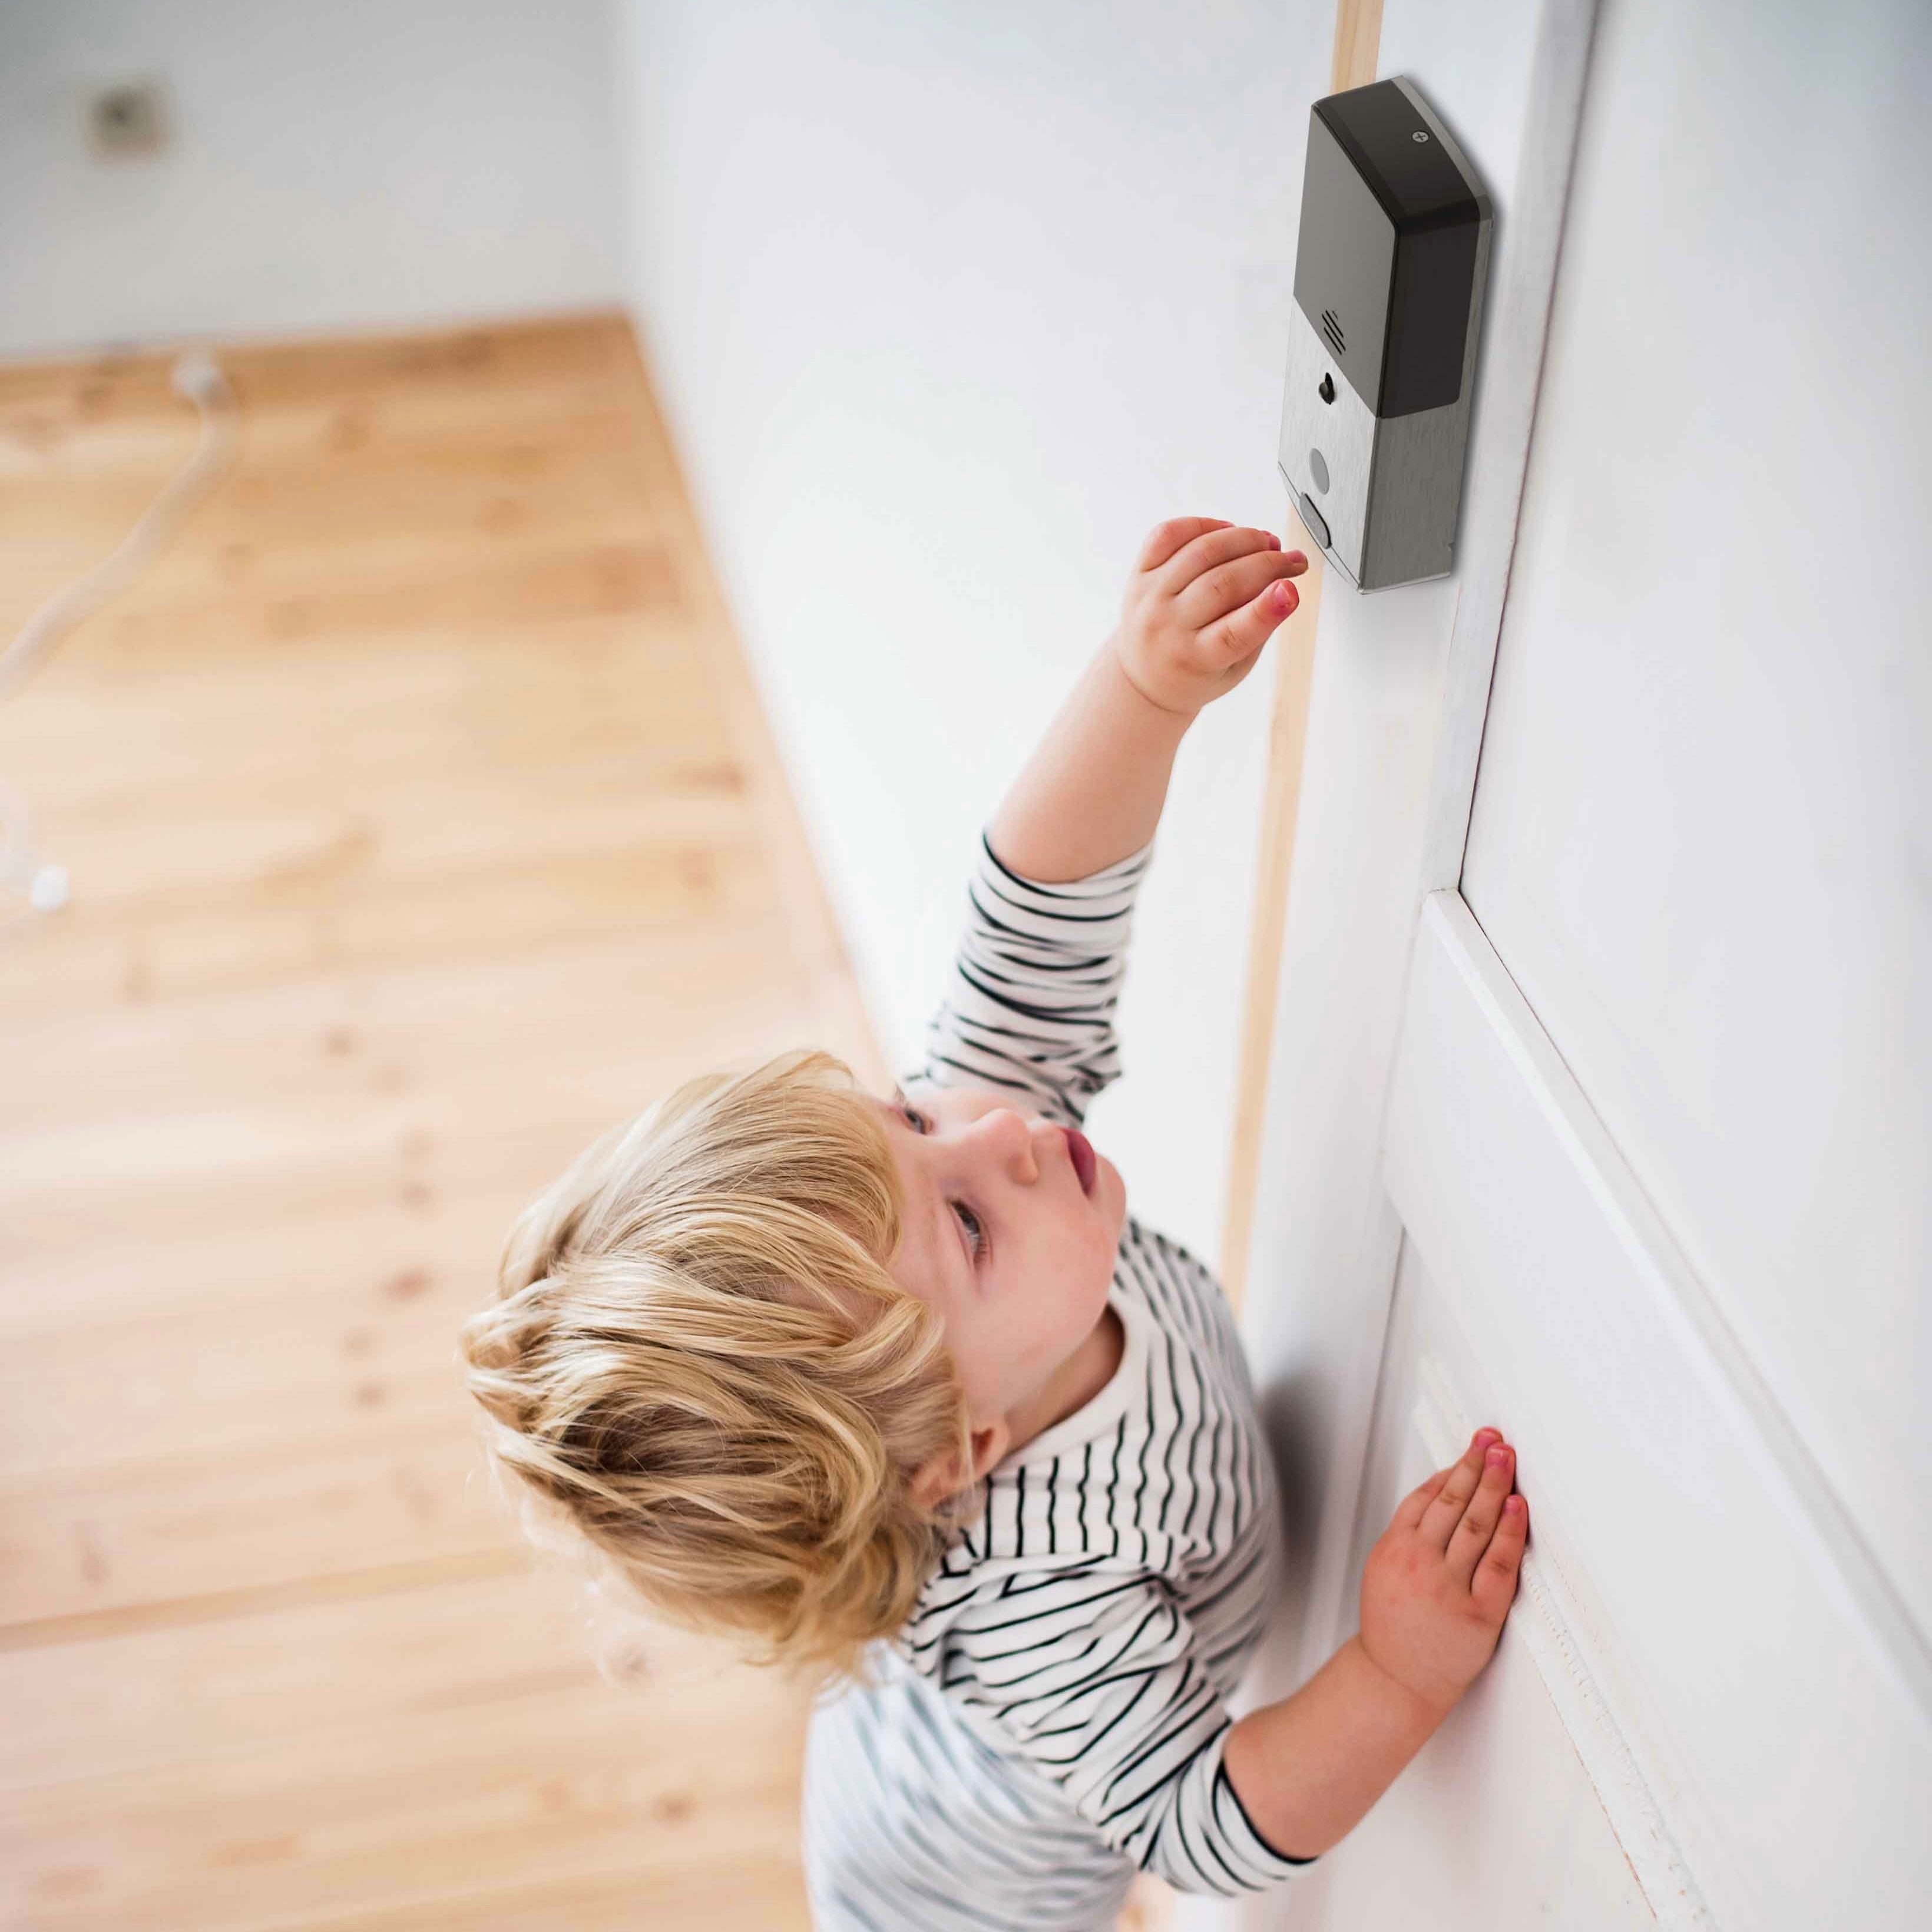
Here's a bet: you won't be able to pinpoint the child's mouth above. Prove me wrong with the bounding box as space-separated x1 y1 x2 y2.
1064 1128 1097 1197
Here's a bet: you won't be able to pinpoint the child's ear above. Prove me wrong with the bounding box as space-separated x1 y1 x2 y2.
909 1419 1011 1511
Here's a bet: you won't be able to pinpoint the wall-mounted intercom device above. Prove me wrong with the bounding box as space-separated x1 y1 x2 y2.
1279 77 1492 592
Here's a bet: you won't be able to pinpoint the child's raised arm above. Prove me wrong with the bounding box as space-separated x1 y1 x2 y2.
987 517 1308 884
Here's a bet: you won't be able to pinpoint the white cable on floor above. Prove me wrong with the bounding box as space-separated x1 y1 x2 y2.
1 350 240 926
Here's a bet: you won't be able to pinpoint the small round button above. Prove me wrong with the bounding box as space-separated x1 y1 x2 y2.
1412 130 1430 143
1309 448 1331 494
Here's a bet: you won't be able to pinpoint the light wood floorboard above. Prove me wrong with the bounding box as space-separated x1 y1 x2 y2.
0 313 874 1931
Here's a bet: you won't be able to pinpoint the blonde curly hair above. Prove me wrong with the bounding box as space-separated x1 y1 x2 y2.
459 1047 973 1681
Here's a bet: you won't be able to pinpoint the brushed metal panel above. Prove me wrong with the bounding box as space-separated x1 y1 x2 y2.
1279 299 1374 583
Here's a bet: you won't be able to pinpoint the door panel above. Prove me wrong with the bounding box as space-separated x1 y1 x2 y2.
1258 1 1932 1926
1459 0 1932 1617
1290 4 1932 1926
1381 894 1931 1927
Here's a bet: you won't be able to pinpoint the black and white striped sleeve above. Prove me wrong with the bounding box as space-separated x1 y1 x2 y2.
908 829 1153 1129
932 1574 1312 1895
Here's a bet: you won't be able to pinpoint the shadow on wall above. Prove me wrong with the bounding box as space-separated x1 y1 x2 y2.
1259 1369 1331 1639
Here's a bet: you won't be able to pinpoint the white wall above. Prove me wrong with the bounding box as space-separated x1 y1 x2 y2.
0 0 626 356
613 0 1332 1265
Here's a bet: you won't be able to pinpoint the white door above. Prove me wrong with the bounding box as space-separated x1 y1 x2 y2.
1260 0 1932 1926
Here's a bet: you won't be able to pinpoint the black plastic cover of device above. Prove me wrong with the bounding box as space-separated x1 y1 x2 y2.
1293 79 1482 419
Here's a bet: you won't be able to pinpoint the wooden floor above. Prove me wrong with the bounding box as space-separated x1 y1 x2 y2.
0 314 886 1930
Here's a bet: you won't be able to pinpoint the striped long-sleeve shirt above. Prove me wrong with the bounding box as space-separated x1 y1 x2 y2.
802 831 1309 1930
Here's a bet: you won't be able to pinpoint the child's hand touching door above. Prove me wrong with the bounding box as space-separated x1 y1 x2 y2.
1222 1427 1529 1860
1359 1429 1530 1716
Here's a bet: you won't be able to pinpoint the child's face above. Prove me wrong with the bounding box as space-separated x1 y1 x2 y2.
878 1083 1126 1428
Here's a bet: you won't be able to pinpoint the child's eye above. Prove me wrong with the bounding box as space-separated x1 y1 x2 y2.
892 1089 982 1262
952 1200 985 1259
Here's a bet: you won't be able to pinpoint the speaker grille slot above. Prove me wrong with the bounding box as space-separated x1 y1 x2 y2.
1321 308 1346 355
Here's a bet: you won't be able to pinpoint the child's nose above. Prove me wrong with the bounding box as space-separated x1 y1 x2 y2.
972 1107 1041 1180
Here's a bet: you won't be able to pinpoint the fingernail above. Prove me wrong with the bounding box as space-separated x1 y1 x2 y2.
1275 580 1298 610
1286 550 1308 568
1264 532 1282 548
1486 1447 1510 1468
1474 1428 1501 1447
1506 1495 1526 1515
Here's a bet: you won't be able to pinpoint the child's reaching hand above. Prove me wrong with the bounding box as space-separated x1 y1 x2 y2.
1359 1428 1530 1715
1110 516 1311 717
988 515 1310 883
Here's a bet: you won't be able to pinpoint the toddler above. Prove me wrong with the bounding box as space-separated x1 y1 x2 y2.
462 517 1527 1930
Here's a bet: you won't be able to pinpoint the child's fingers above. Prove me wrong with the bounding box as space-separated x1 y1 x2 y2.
1446 1443 1515 1586
1181 548 1308 637
1417 1436 1491 1550
1155 522 1283 596
1473 1492 1530 1623
1203 571 1301 668
1137 517 1234 573
1395 1428 1496 1530
1392 1464 1455 1530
